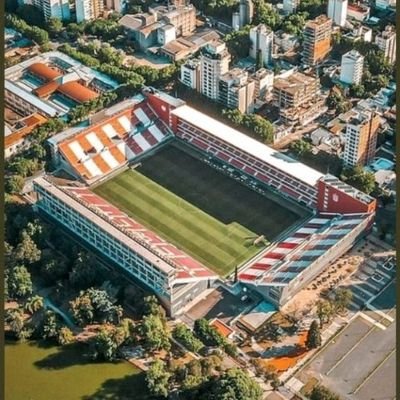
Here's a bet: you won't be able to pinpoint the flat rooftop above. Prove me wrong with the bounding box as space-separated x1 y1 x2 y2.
171 105 324 187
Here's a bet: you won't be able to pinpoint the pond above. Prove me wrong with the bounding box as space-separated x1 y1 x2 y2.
5 341 148 400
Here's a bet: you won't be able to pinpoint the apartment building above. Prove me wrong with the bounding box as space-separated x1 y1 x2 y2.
239 0 254 27
340 50 364 85
76 0 104 22
249 24 274 67
180 58 201 90
282 0 300 14
252 68 274 100
375 25 396 64
30 0 71 21
303 15 332 66
327 0 348 27
200 40 231 100
342 109 381 167
218 68 255 114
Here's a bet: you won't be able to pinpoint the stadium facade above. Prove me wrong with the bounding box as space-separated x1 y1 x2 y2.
33 88 377 315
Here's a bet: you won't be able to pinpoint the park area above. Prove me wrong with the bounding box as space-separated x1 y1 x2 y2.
93 144 304 276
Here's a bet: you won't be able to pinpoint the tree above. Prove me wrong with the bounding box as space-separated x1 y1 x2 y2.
6 175 25 194
341 165 376 194
57 326 74 345
24 295 44 314
173 323 204 353
143 295 163 317
290 139 312 157
316 300 335 327
6 265 33 299
68 252 100 289
145 359 171 398
70 288 122 326
309 384 341 400
141 314 171 352
349 84 365 99
5 308 25 339
47 18 63 37
41 310 59 341
306 320 321 349
207 368 263 400
333 288 352 313
253 0 282 30
88 328 119 361
40 253 69 284
224 27 252 61
14 232 41 265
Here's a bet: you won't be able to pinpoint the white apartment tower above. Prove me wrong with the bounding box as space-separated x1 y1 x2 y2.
250 24 274 67
31 0 71 20
239 0 254 27
75 0 104 22
283 0 300 14
375 25 396 64
340 50 364 85
327 0 348 27
200 40 231 100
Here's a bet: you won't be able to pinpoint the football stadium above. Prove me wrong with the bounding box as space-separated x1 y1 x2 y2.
34 88 377 316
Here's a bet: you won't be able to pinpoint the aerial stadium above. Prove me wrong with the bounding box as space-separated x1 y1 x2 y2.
33 88 377 316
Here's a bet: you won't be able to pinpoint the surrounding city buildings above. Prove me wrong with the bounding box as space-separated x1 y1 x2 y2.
180 58 201 90
327 0 348 27
342 109 381 167
375 0 396 9
346 3 370 21
104 0 127 13
282 0 300 15
218 68 255 114
200 40 231 100
302 15 332 66
29 0 71 21
375 25 396 64
249 24 274 67
239 0 254 27
75 0 104 23
340 50 364 85
5 51 119 119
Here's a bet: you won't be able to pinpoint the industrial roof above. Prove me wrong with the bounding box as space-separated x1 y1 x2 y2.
58 81 99 103
171 105 324 187
5 80 59 117
28 62 62 81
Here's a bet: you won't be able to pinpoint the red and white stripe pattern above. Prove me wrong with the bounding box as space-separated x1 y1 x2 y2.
59 101 171 182
66 187 217 282
239 213 369 285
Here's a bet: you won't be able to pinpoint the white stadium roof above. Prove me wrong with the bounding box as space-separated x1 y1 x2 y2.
171 105 324 187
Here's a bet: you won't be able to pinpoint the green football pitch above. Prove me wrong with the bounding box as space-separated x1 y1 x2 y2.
93 144 308 276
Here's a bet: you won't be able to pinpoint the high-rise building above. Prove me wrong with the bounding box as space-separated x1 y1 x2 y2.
232 12 241 31
249 24 274 67
327 0 348 27
342 110 381 167
340 50 364 85
375 25 396 64
200 40 231 100
282 0 300 15
75 0 104 23
105 0 127 13
252 68 274 100
180 59 201 91
218 68 255 114
302 15 332 66
239 0 254 27
31 0 71 21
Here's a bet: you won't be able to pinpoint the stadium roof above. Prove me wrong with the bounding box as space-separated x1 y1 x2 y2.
28 62 62 81
239 212 371 286
171 105 324 187
33 177 217 284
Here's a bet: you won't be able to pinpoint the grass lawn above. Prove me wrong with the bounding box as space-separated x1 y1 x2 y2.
94 145 306 276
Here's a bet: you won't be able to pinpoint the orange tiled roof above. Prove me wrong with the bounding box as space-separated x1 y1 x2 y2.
28 62 62 81
5 113 48 148
210 319 234 338
34 80 60 98
58 81 99 104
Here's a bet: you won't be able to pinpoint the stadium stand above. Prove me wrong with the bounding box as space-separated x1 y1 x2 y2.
52 97 173 183
33 176 217 317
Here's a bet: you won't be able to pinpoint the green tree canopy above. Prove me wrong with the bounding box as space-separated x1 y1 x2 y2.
145 359 171 398
6 265 33 299
306 320 321 349
141 314 171 352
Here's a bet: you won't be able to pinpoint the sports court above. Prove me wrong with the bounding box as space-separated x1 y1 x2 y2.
93 144 307 276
